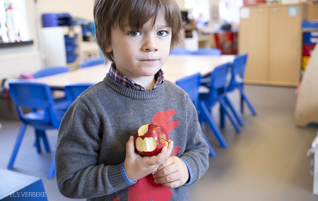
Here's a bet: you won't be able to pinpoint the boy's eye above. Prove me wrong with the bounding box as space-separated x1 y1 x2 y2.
157 30 169 37
128 31 141 36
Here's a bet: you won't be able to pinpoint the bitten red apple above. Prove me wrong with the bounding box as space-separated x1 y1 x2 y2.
134 123 169 156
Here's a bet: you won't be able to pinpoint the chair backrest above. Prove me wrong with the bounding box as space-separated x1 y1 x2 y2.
191 48 222 56
175 73 201 109
65 83 94 102
203 62 230 107
9 81 60 127
80 58 105 68
33 66 69 78
227 53 248 92
170 47 193 55
232 53 248 77
211 62 230 90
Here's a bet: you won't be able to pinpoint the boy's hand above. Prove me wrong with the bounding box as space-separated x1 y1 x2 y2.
124 136 174 182
152 156 189 188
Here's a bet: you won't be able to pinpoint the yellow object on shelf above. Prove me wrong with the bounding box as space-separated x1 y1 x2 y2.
302 56 310 69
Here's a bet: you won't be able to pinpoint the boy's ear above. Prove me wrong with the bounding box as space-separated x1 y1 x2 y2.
105 42 112 53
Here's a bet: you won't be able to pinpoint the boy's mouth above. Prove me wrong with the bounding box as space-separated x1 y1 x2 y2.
141 59 158 61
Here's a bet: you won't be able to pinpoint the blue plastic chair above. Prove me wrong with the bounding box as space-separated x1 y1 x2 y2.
191 48 222 56
32 67 70 157
33 66 69 105
7 81 65 179
47 83 94 113
199 62 242 148
226 53 257 116
80 58 105 68
33 66 69 78
176 73 216 157
65 83 94 102
170 47 193 55
199 59 245 128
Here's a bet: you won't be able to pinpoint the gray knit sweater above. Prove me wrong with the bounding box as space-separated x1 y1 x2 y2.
55 74 209 201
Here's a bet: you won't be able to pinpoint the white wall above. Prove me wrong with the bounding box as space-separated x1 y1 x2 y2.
0 0 41 82
0 0 95 82
36 0 95 21
176 0 186 10
219 0 243 25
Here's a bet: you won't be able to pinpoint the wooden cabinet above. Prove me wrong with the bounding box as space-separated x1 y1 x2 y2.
239 4 304 86
305 2 318 20
239 6 269 84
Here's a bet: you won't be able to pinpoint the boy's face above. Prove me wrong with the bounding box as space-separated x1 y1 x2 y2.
106 13 172 86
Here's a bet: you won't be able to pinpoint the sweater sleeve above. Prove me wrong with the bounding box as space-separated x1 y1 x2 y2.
179 96 210 186
55 99 133 199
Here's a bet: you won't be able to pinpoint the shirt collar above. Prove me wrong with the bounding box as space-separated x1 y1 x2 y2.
108 63 164 91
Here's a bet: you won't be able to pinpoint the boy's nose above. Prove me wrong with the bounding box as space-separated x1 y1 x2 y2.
142 35 158 52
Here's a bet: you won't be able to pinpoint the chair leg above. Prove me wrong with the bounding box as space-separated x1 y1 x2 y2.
239 87 257 115
201 132 216 157
35 129 42 153
224 95 245 126
219 98 241 133
199 102 228 148
240 94 244 114
35 129 51 152
220 106 225 128
47 150 55 179
41 130 51 152
8 123 27 169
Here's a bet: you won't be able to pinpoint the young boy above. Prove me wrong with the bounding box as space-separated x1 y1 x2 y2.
55 0 209 200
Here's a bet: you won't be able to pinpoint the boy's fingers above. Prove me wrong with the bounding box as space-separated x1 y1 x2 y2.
156 156 174 172
159 140 174 158
150 141 174 165
159 140 173 158
167 140 174 155
125 136 135 158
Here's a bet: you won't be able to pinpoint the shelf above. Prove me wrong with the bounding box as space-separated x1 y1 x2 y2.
0 40 34 48
302 28 318 33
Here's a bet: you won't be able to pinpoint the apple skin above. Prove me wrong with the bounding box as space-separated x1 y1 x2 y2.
134 123 169 156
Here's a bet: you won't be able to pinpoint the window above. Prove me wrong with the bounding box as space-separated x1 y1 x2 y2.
0 0 30 43
219 0 243 25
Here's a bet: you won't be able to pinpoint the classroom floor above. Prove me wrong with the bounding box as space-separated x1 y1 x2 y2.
1 85 318 201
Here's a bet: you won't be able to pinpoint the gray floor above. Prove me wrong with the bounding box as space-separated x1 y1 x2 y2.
1 85 318 201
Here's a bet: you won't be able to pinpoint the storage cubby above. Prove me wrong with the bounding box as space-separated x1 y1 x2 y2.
41 26 82 70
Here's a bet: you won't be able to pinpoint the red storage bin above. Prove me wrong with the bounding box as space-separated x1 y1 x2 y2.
213 31 238 55
303 44 316 56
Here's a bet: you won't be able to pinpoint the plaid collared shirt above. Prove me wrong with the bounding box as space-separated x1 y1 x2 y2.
108 63 165 91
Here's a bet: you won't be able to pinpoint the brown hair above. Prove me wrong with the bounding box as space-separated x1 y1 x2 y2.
94 0 183 62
